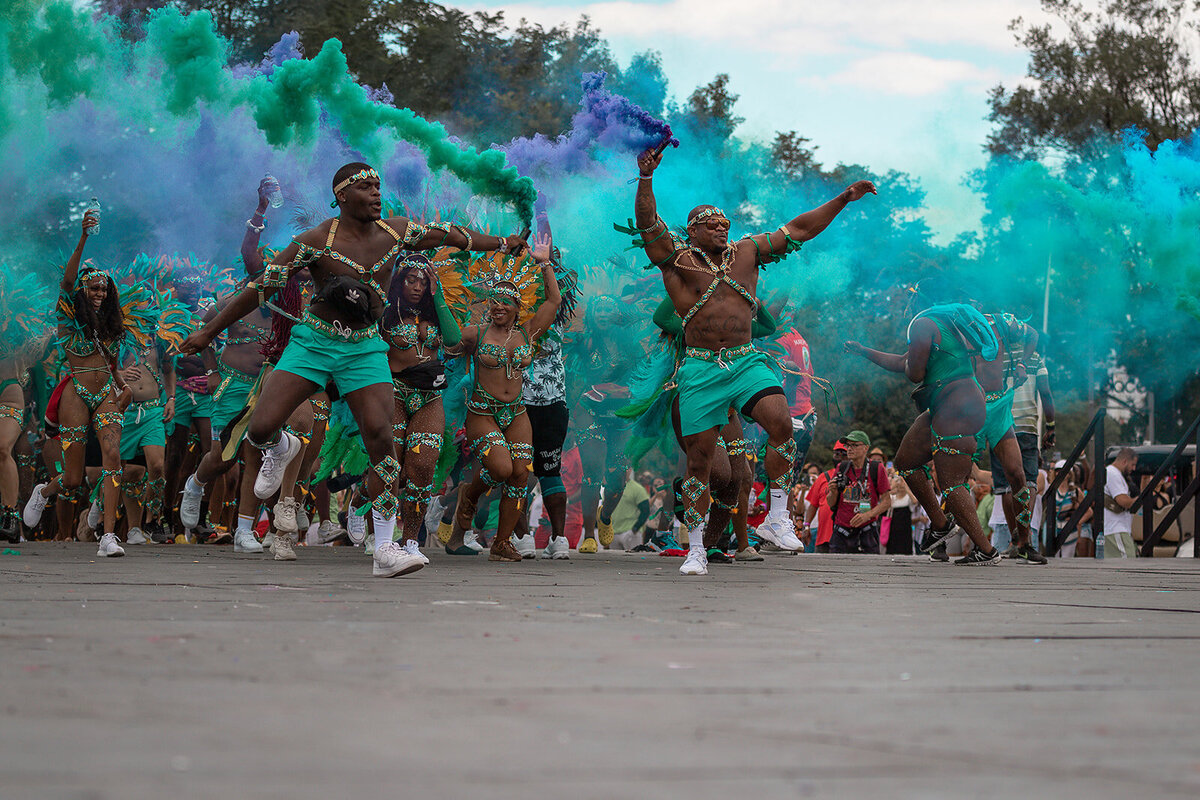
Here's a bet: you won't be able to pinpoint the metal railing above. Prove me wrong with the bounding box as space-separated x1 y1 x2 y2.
1043 408 1106 557
1134 412 1200 558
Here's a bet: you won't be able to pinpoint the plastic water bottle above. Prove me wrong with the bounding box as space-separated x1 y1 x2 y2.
86 197 101 236
264 174 283 208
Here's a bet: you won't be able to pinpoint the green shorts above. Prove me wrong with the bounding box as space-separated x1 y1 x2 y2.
210 370 256 436
975 389 1016 454
676 345 781 437
172 390 212 431
274 317 390 396
120 399 167 460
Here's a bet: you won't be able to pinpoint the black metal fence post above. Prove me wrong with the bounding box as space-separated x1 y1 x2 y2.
1093 408 1106 557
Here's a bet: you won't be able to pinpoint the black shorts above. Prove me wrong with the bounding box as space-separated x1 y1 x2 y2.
526 401 569 477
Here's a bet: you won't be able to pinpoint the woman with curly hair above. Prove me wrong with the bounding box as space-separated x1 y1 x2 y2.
379 254 463 562
24 211 132 557
450 234 560 562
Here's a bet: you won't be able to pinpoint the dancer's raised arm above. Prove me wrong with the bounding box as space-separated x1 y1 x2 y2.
61 211 98 293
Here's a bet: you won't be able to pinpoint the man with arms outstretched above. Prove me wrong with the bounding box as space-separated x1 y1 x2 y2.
633 148 875 575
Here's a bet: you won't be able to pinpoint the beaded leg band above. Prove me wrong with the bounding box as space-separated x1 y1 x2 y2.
0 405 21 423
509 441 533 462
312 400 330 424
898 464 933 482
94 412 124 431
1014 484 1033 527
59 424 88 451
370 455 401 518
404 431 442 455
931 428 973 457
246 431 282 451
392 420 406 445
144 475 166 519
725 438 750 457
402 480 435 505
767 438 797 489
680 475 706 532
502 482 526 500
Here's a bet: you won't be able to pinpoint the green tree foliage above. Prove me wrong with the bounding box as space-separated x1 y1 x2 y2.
988 0 1200 158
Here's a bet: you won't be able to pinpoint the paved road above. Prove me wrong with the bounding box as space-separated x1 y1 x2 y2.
2 543 1199 799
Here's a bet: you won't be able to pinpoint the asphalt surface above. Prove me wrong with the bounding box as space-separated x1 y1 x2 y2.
2 542 1199 799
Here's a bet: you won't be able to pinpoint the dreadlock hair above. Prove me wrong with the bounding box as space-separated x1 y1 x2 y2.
382 255 438 332
259 274 303 363
74 268 124 343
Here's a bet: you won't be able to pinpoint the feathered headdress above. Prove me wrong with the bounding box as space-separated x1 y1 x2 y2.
0 266 54 362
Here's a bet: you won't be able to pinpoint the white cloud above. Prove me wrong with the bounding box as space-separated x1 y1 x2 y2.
821 52 1002 96
467 0 1047 56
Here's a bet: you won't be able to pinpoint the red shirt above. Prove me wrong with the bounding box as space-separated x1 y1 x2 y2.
806 471 835 546
830 461 890 528
778 329 813 416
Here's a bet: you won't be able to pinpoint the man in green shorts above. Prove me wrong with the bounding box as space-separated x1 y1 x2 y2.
180 162 525 578
633 147 875 576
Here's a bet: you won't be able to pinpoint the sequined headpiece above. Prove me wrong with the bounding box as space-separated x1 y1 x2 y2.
331 168 380 208
488 282 520 306
77 267 112 288
686 206 728 228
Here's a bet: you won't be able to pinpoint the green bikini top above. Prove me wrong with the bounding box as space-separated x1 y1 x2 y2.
475 323 533 380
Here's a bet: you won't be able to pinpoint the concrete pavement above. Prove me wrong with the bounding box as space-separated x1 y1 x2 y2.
2 543 1199 799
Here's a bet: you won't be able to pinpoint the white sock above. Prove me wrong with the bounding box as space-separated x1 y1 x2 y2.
403 538 418 548
688 524 706 552
372 510 396 548
186 474 205 492
237 514 254 533
769 487 787 515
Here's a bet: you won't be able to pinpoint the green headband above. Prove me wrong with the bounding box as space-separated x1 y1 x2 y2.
330 168 380 208
687 207 728 227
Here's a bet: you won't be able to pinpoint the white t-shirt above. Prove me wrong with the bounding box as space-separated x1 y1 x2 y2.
1104 464 1133 535
1031 469 1047 533
988 494 1006 527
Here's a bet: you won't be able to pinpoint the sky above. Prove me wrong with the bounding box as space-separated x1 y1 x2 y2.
465 0 1055 241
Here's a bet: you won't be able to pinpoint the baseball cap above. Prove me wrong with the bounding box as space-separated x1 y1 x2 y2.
843 430 870 446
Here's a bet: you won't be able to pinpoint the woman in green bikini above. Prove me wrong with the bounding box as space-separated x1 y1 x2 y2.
380 254 464 563
25 211 132 557
845 288 1003 566
451 234 560 562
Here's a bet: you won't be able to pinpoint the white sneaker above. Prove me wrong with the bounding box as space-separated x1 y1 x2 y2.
233 529 264 553
402 539 430 565
262 529 275 549
253 431 301 499
462 530 484 552
364 532 376 556
757 515 802 552
680 547 708 576
512 532 536 559
87 499 101 529
97 532 125 558
179 474 204 528
273 496 299 533
23 483 50 528
318 520 348 544
296 504 310 531
347 511 367 545
541 536 570 560
126 527 147 545
372 540 425 577
271 531 297 561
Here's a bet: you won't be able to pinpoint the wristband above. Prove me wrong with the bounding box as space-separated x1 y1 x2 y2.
1046 421 1056 428
246 219 265 233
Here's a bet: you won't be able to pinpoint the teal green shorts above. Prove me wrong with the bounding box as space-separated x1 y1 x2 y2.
172 390 212 431
676 347 781 437
975 389 1016 454
274 320 390 396
120 399 167 459
209 370 256 436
